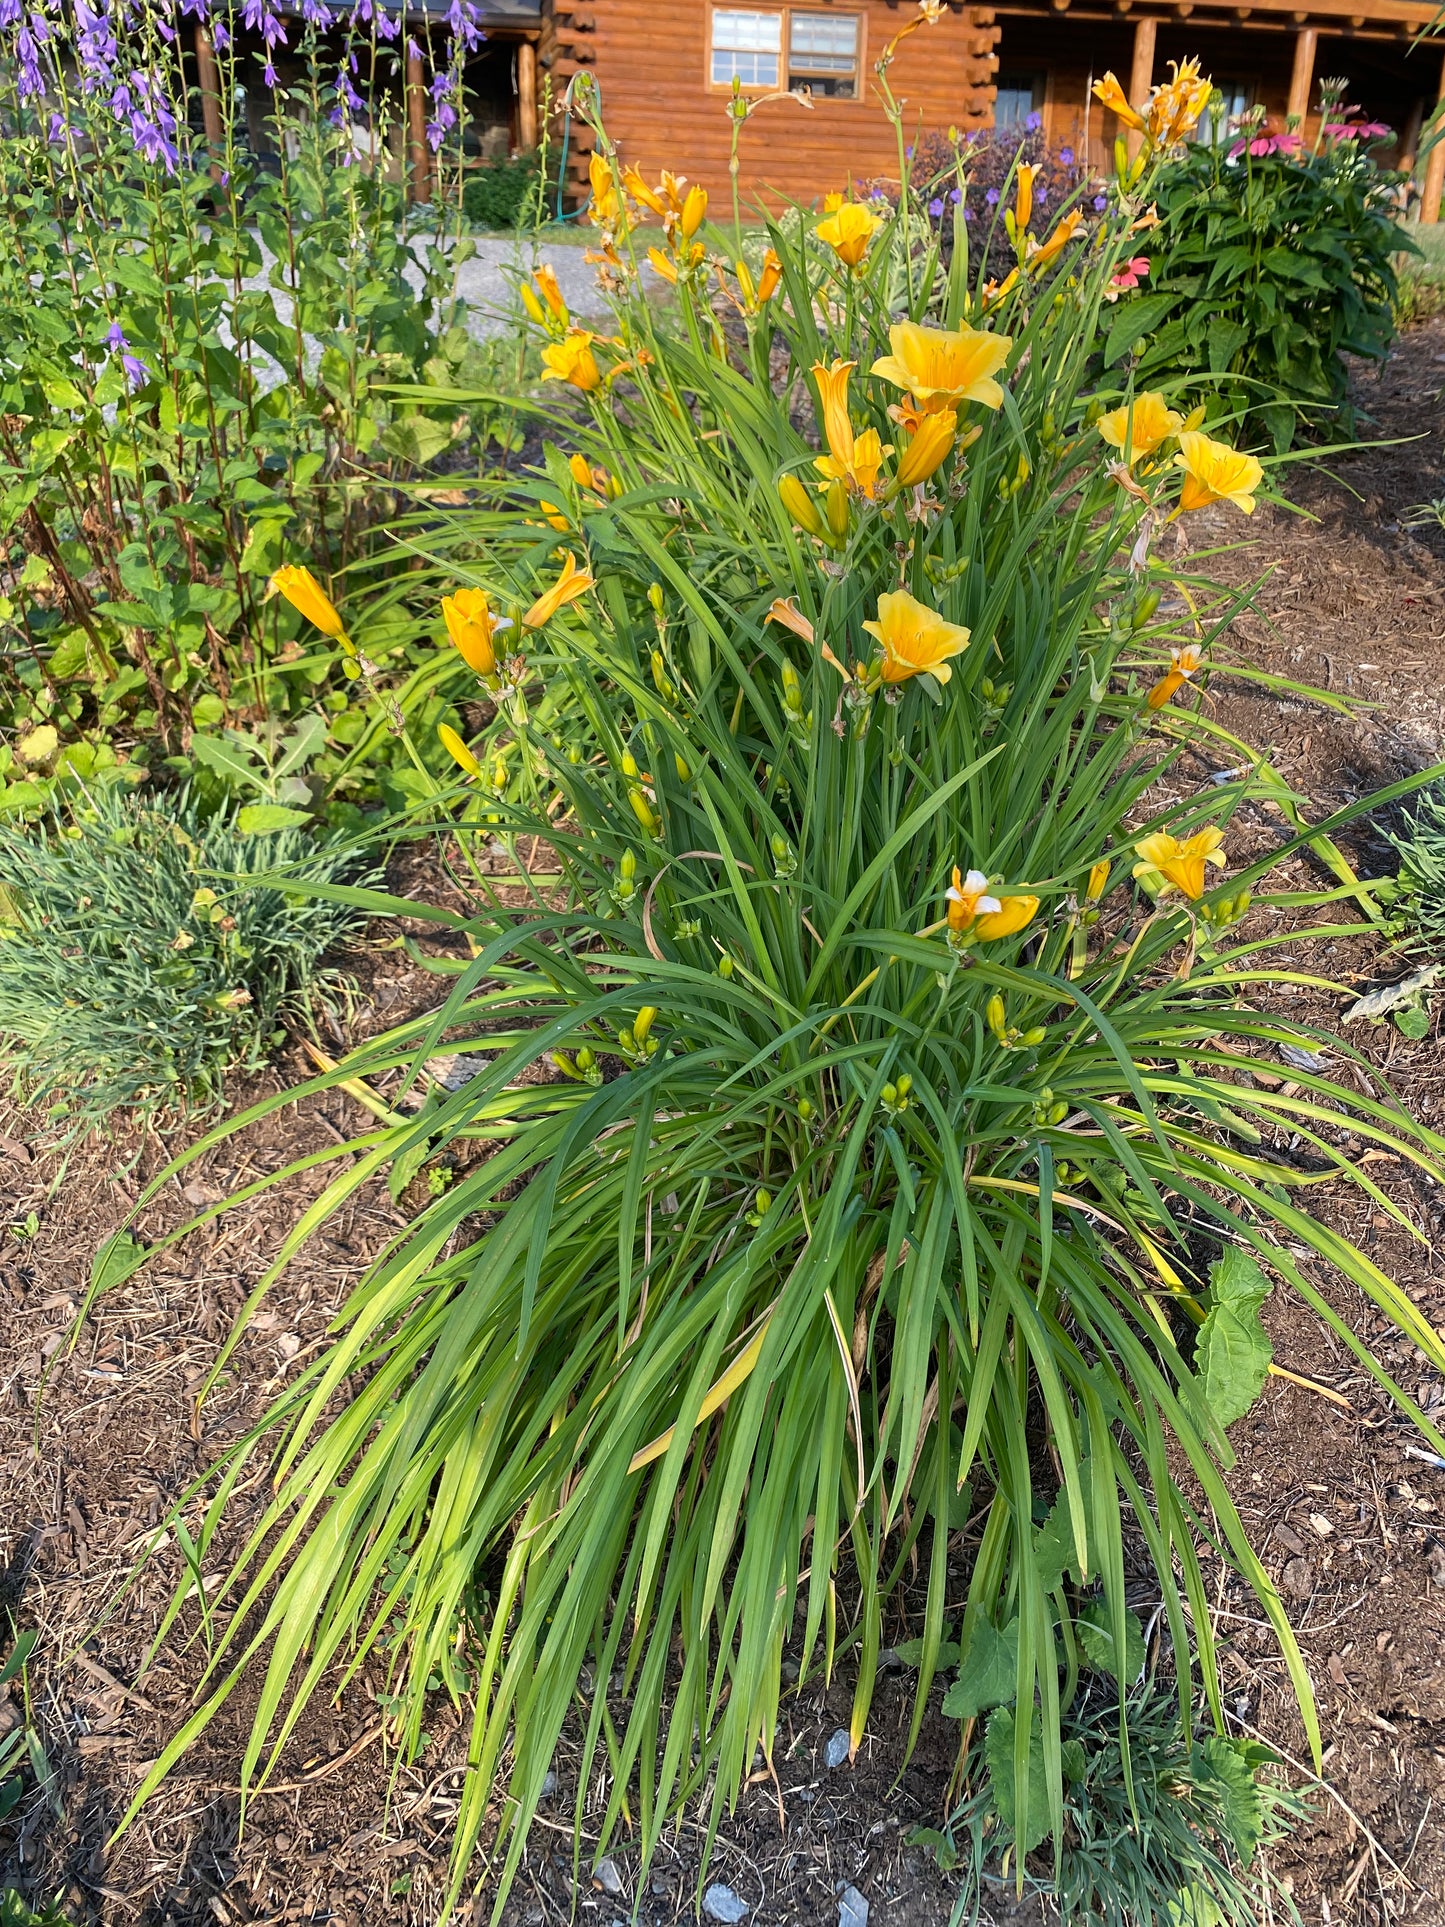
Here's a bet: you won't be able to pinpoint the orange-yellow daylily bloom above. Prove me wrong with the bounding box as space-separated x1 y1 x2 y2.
442 587 506 677
269 565 346 641
523 552 595 629
894 407 958 488
533 264 567 322
1133 826 1227 900
812 359 857 471
755 248 783 304
816 201 882 269
1146 59 1212 147
1093 70 1145 132
870 321 1012 414
862 589 971 685
1175 431 1263 515
647 246 678 285
680 183 707 239
1146 643 1204 710
1027 207 1085 270
438 723 482 778
541 331 603 393
816 425 891 500
1097 391 1182 463
1011 163 1035 236
622 166 667 217
588 151 626 229
765 597 815 644
946 865 1037 941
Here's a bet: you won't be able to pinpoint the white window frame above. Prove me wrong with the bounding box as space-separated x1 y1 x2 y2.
706 6 867 104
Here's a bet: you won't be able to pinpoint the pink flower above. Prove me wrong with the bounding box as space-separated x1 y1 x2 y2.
1103 256 1151 303
1324 118 1391 142
1227 132 1303 160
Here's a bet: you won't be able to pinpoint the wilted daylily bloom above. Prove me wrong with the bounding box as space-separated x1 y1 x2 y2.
894 407 958 488
523 552 595 629
541 331 603 393
1174 431 1263 515
442 587 509 677
765 597 815 644
816 201 882 269
946 865 1038 942
437 723 481 778
817 425 891 500
871 321 1012 414
862 589 970 684
1146 642 1203 710
1097 391 1182 463
270 565 348 643
1133 826 1226 900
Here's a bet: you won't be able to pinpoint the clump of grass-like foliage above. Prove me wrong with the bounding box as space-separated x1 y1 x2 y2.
100 31 1445 1924
0 787 370 1131
1384 776 1445 955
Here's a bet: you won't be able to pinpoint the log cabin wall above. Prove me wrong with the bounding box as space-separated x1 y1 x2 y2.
542 0 1000 209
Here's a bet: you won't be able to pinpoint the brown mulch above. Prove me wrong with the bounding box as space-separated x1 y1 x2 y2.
3 327 1445 1927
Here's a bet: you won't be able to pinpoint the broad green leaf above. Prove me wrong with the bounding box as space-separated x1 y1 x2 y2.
1076 1602 1146 1682
1193 1733 1267 1863
90 1231 147 1296
942 1615 1019 1719
237 803 313 835
983 1705 1051 1854
1195 1248 1273 1426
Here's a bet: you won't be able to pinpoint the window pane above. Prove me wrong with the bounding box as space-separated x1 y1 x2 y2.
790 13 857 58
712 9 782 52
994 74 1042 130
712 49 781 84
789 10 858 96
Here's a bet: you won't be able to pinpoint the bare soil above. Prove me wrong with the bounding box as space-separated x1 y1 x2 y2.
4 327 1445 1927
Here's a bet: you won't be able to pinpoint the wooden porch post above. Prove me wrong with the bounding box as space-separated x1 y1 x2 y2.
517 39 538 150
1286 26 1317 126
1422 52 1445 224
407 41 432 204
1127 17 1156 156
194 22 223 152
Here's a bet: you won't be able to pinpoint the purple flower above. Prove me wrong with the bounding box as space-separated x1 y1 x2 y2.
1036 184 1048 205
211 16 227 46
426 69 458 150
1092 193 1107 212
985 186 999 206
122 351 151 391
905 143 914 158
1025 110 1042 131
1059 145 1074 165
47 109 66 141
962 207 973 222
927 195 944 217
262 58 276 84
949 186 961 203
300 0 332 24
446 0 481 50
105 319 127 352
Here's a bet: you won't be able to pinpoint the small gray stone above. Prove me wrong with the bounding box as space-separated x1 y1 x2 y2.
1281 1556 1314 1602
824 1727 851 1769
877 1647 904 1673
702 1884 749 1923
594 1856 625 1897
539 1769 558 1799
839 1885 870 1927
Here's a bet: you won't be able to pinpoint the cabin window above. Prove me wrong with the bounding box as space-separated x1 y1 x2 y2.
994 73 1044 131
708 8 864 98
788 12 860 99
1193 80 1251 143
711 10 784 89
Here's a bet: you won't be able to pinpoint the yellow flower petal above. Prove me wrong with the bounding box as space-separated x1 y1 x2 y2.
861 589 971 685
269 565 345 640
870 321 1012 413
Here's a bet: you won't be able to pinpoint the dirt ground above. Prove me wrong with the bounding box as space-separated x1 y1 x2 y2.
3 326 1445 1927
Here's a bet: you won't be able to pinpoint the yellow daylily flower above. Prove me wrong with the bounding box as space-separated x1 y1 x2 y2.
811 359 857 471
1174 431 1264 515
438 723 481 778
523 552 595 629
1133 826 1227 900
269 565 345 641
541 331 603 393
1146 642 1204 711
1097 391 1183 464
538 500 571 531
822 190 847 213
755 248 783 304
1012 163 1035 235
622 166 668 217
765 597 815 644
442 587 505 677
870 321 1012 414
862 589 971 685
1093 70 1145 132
816 201 882 269
947 866 1000 933
588 151 625 229
894 407 958 489
974 893 1039 942
647 246 678 285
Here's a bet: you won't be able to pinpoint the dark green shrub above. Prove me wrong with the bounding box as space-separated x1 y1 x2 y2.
1116 129 1413 449
462 150 547 230
0 787 374 1131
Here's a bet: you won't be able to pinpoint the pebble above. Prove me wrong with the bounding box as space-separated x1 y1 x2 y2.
593 1857 624 1896
539 1770 557 1798
1281 1556 1315 1602
839 1885 870 1927
824 1727 851 1769
702 1883 749 1923
1272 1522 1307 1556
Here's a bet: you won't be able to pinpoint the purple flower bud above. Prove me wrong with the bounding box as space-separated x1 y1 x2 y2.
1092 193 1107 212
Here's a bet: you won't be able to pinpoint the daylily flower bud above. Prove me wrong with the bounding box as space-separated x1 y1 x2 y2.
629 786 660 835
